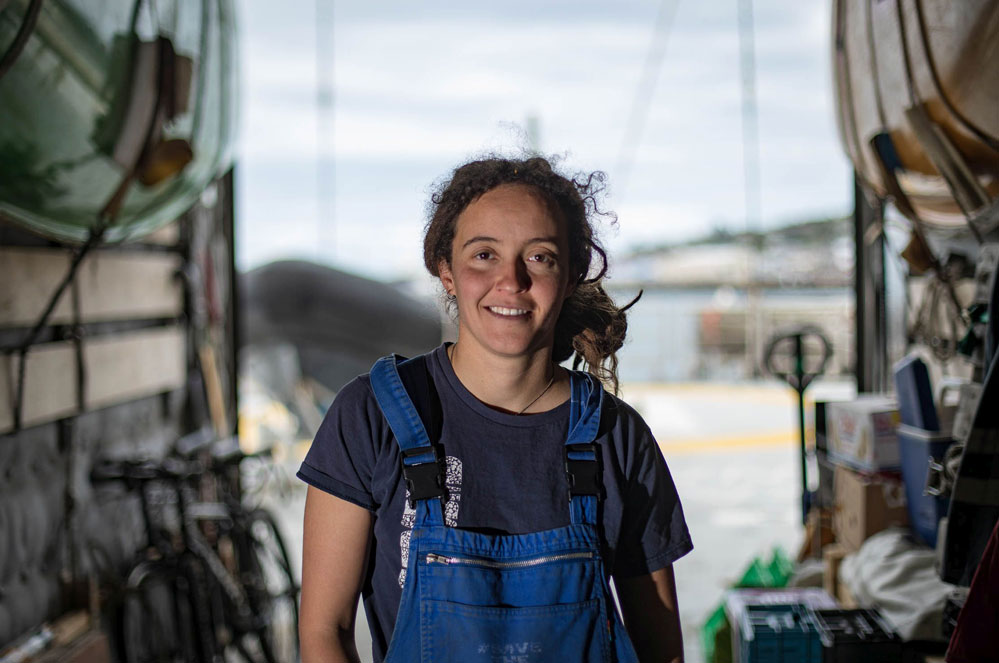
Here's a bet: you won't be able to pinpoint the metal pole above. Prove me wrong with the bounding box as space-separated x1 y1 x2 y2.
854 174 888 393
795 333 808 524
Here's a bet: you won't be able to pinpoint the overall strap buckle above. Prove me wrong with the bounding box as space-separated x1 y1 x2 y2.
564 443 603 500
401 445 448 508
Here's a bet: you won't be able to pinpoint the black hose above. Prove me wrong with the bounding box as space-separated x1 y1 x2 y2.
0 0 44 82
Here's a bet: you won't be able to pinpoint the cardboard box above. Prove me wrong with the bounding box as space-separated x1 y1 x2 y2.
822 543 848 600
832 465 908 552
827 397 901 470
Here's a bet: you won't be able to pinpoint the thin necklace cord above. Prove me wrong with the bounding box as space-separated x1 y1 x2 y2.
448 345 556 415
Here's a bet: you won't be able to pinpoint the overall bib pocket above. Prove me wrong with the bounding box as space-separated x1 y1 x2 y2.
419 598 610 663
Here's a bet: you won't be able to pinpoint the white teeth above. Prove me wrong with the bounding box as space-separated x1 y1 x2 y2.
488 306 529 316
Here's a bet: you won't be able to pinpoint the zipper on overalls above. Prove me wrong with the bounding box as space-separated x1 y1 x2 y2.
425 551 594 568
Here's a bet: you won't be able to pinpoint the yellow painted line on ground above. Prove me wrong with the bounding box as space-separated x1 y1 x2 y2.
622 381 852 409
657 430 796 456
622 382 799 405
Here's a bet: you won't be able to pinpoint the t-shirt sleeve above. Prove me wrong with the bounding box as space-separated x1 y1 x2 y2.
297 375 383 511
612 408 693 578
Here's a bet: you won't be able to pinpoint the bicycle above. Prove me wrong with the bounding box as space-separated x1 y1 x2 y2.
92 434 300 663
91 457 217 663
182 436 300 663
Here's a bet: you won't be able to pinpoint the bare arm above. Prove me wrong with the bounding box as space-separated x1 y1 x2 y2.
300 485 374 663
616 565 684 663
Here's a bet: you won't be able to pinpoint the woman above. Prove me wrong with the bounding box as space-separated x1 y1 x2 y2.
298 156 692 663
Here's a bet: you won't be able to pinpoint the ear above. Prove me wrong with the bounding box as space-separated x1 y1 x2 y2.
438 259 455 296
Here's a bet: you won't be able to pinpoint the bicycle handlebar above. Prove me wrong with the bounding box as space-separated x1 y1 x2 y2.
91 435 274 486
90 456 202 484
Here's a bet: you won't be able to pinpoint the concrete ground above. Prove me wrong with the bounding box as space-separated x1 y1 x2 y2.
263 378 855 662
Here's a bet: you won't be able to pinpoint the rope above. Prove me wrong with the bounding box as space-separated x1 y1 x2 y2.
11 224 106 431
0 0 44 82
910 267 965 362
614 0 681 201
71 275 86 413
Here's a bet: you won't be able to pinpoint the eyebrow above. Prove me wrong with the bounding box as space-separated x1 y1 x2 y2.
461 235 497 248
461 235 560 248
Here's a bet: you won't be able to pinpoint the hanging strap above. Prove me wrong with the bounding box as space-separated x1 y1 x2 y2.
370 354 446 525
566 371 604 526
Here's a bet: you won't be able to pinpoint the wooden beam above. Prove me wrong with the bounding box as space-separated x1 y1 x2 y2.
0 248 183 327
0 326 186 433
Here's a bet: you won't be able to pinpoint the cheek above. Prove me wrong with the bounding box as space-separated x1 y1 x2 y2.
451 265 488 297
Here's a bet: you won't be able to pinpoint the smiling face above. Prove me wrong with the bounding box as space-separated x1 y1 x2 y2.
439 184 575 361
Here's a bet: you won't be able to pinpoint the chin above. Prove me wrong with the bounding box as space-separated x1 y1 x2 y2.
481 333 553 359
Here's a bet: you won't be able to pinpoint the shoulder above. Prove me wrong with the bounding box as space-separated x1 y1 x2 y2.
330 373 377 414
324 347 442 431
597 389 666 485
600 390 654 442
314 372 387 442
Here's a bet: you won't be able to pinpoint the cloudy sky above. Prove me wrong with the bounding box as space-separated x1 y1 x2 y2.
234 0 854 282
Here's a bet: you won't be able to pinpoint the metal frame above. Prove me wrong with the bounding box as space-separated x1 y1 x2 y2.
853 175 889 394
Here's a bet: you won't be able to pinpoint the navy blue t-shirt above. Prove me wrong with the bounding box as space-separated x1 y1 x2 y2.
298 344 692 661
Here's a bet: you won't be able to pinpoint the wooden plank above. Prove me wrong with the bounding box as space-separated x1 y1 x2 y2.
0 326 185 433
0 343 78 431
85 327 186 410
0 248 183 327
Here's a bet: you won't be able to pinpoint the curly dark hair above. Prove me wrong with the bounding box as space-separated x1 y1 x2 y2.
423 155 639 393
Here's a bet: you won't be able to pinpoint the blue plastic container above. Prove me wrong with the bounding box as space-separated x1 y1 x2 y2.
739 606 823 663
893 355 939 430
897 424 954 547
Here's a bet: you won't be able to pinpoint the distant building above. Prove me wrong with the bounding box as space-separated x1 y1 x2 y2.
609 218 854 382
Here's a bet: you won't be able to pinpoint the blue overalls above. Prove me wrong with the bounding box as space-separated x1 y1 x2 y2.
370 355 641 663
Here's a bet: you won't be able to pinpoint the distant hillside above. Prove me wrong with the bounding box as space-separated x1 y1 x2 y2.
614 216 853 289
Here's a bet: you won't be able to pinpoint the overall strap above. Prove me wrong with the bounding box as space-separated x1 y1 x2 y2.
565 371 604 526
370 354 445 526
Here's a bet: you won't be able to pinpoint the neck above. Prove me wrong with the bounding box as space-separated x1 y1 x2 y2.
448 340 565 414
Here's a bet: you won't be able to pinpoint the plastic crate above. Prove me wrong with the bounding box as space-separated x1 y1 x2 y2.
739 606 823 663
726 589 837 663
811 609 903 663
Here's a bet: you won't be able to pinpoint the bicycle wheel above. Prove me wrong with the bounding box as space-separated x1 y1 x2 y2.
232 509 300 663
120 561 202 663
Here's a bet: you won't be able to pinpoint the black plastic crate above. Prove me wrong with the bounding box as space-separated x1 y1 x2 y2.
811 609 903 663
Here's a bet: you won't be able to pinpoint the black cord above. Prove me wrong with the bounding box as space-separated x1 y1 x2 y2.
12 224 106 431
71 275 86 412
0 0 44 82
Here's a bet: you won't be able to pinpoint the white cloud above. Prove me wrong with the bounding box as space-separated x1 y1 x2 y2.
235 0 852 278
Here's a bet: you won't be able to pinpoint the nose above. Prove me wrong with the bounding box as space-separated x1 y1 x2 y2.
495 258 530 293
